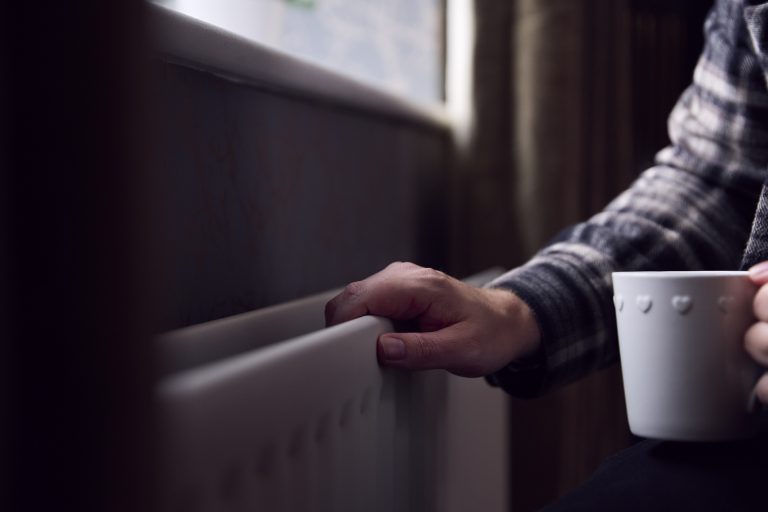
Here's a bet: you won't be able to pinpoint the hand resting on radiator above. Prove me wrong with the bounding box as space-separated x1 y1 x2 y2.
325 262 540 377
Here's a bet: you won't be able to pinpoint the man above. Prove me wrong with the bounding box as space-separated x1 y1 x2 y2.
326 0 768 509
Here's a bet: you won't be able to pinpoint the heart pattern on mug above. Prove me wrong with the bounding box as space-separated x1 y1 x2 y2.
636 295 652 313
617 293 743 315
671 295 693 314
717 296 734 314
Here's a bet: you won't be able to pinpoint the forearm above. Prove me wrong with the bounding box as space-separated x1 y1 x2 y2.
488 0 768 397
489 161 761 396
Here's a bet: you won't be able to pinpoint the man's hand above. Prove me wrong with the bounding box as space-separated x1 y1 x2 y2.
325 262 540 377
746 262 768 404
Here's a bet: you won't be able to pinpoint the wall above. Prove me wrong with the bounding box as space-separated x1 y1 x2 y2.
152 62 450 330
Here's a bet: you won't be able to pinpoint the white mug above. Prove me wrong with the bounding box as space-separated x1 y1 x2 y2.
612 271 763 441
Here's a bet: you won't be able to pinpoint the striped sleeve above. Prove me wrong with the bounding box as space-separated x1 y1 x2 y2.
487 0 768 398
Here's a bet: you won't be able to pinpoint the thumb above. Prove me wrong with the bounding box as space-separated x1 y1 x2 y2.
377 329 454 370
749 261 768 285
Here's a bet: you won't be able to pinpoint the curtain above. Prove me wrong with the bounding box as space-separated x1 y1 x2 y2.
507 3 635 508
450 1 711 509
512 0 634 253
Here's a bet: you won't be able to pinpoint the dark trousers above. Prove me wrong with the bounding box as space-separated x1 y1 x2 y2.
542 428 768 511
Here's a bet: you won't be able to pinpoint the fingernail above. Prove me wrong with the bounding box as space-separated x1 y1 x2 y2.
750 262 768 278
380 336 406 360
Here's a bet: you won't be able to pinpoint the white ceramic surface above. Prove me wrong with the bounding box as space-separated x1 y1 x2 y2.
612 271 762 441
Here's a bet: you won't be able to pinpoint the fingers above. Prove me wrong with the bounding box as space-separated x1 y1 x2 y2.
754 283 768 321
376 323 485 377
325 262 444 326
749 262 768 321
742 300 768 405
325 280 371 326
377 330 455 372
755 373 768 405
745 321 768 366
749 261 768 285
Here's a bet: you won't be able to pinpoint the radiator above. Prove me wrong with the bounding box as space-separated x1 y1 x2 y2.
157 269 509 512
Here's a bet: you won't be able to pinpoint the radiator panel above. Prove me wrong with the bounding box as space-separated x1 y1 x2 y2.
158 269 509 511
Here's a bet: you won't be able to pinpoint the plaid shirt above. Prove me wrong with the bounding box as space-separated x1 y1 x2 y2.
488 0 768 398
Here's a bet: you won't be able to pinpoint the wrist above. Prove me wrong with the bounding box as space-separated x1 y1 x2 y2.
485 288 541 363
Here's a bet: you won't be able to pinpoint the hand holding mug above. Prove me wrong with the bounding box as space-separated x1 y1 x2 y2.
745 262 768 405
